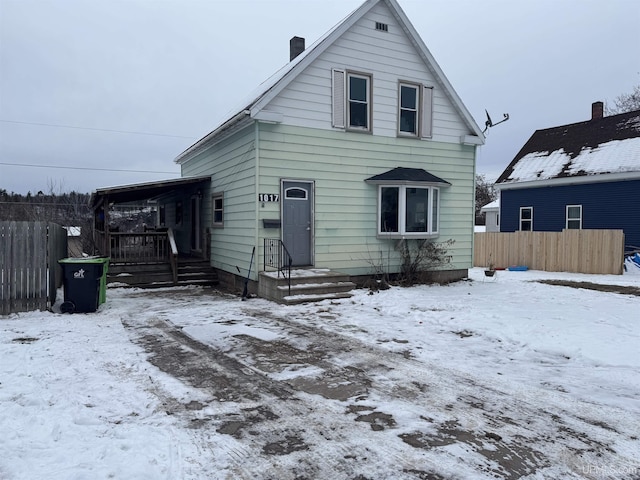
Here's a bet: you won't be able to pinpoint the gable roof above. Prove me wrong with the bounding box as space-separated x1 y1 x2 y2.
480 199 499 212
175 0 484 164
365 167 451 186
496 109 640 186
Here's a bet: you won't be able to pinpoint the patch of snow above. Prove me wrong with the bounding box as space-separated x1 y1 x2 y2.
2 267 639 478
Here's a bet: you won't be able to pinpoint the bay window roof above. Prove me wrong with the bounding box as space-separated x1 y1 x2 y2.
365 167 451 186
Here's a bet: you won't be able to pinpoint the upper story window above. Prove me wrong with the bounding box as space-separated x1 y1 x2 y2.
347 73 371 131
566 205 582 229
332 69 372 132
378 185 440 238
399 83 419 136
520 206 533 231
398 82 433 138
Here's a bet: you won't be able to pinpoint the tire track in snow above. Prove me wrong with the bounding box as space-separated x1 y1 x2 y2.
119 295 639 479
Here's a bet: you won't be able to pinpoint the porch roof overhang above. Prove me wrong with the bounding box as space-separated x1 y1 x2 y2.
365 167 451 186
89 175 211 209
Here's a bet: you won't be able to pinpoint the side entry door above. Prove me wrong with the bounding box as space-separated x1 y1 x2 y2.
282 180 313 266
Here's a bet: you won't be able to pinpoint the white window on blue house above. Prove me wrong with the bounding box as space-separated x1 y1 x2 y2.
566 205 582 229
378 185 440 238
520 206 533 231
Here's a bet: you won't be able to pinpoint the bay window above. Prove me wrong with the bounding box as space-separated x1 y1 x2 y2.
378 185 440 237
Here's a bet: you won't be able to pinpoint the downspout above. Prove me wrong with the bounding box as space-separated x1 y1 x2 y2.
254 121 260 282
471 145 477 270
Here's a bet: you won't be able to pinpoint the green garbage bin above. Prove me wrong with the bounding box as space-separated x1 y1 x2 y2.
58 257 110 313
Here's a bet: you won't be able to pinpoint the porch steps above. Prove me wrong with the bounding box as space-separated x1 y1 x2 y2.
107 259 218 288
259 269 356 305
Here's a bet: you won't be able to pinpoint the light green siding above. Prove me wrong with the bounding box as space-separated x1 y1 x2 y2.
181 126 258 276
257 123 475 276
178 121 475 280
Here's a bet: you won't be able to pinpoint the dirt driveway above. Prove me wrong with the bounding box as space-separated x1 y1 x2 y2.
120 288 632 480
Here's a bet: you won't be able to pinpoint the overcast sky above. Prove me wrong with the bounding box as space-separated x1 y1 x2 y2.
1 0 639 195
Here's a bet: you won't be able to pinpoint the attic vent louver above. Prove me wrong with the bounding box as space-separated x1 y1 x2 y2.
375 22 388 32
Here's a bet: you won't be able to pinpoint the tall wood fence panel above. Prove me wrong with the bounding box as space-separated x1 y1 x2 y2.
474 230 625 275
0 222 67 315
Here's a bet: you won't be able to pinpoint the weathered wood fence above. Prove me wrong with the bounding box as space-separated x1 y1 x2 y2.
474 229 625 275
0 222 68 315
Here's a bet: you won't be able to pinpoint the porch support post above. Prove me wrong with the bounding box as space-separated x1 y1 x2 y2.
104 195 111 258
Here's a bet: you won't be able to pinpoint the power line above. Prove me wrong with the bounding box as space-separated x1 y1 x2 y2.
0 161 178 174
0 119 197 139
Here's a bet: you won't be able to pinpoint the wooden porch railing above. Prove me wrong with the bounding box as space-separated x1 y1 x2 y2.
96 230 172 264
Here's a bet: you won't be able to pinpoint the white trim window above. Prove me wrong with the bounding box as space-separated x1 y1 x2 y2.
399 83 420 136
212 192 224 228
398 82 433 138
519 206 533 231
566 204 582 229
378 185 440 238
332 69 372 131
347 72 371 131
398 83 433 138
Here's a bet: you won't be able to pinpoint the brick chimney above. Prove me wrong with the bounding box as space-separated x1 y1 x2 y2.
290 36 305 61
591 101 604 120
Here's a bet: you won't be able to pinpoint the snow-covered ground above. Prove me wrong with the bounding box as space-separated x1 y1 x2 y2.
1 264 639 479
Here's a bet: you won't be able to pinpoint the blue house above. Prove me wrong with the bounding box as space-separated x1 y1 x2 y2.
495 102 640 252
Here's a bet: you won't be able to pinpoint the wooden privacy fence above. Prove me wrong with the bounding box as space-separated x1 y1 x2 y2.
474 229 625 275
0 222 68 315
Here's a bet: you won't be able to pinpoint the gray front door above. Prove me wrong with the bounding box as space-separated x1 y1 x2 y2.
282 180 313 266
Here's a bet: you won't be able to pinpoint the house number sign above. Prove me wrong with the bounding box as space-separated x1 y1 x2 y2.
259 194 280 202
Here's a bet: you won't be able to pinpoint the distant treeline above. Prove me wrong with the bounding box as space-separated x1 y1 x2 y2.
0 189 91 223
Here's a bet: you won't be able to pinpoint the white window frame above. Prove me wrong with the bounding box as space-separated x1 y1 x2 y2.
566 204 582 230
519 206 533 231
398 82 420 136
347 72 371 131
212 192 224 228
377 185 440 238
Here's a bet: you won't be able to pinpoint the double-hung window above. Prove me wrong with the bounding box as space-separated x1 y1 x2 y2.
332 69 372 131
519 207 533 231
378 185 440 238
399 83 419 136
398 82 433 138
348 73 371 130
212 192 224 228
566 205 582 229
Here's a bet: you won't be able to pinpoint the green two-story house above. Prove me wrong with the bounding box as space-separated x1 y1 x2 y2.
92 0 484 302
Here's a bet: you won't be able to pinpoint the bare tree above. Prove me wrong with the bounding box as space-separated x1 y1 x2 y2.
606 84 640 115
475 174 497 225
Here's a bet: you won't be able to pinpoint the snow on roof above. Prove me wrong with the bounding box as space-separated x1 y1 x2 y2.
480 199 499 211
496 110 640 185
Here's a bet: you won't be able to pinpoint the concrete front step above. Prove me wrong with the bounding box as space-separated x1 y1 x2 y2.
259 269 356 304
282 291 354 305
